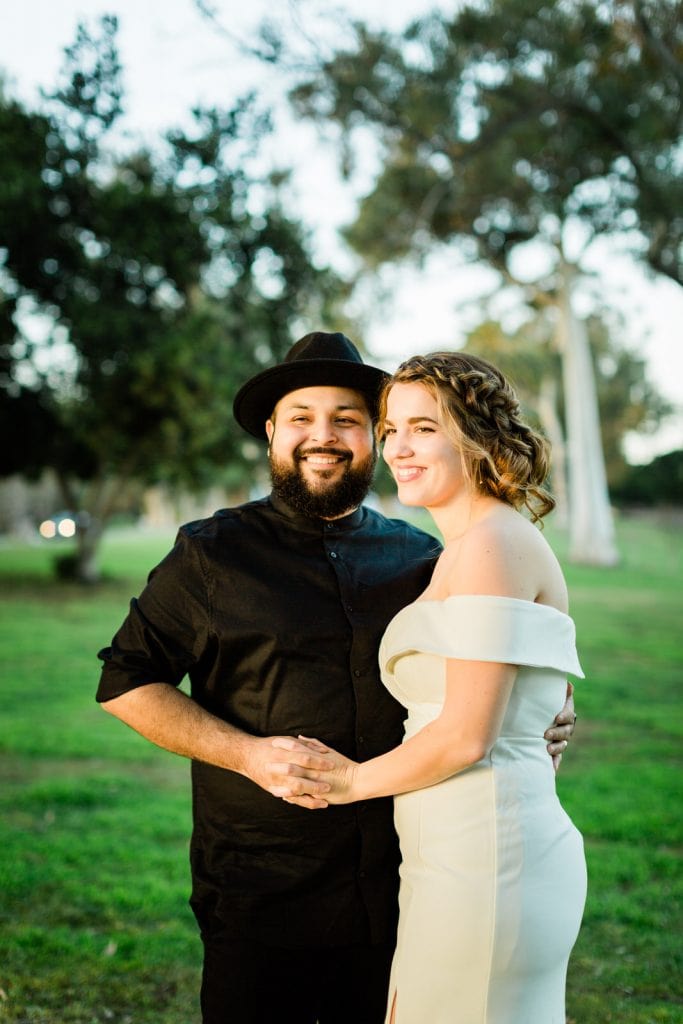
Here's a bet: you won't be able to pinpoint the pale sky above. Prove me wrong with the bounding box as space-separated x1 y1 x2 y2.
2 0 682 461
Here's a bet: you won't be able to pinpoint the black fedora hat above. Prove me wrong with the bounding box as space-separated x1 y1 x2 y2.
233 331 388 439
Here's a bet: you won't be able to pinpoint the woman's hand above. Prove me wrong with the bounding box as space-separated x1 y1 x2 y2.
269 735 360 810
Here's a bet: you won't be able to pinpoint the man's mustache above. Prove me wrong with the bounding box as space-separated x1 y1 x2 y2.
295 447 351 462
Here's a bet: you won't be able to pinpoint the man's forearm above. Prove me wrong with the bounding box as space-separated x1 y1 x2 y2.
100 682 253 774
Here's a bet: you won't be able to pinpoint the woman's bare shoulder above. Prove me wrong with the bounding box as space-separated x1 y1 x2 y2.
443 507 567 608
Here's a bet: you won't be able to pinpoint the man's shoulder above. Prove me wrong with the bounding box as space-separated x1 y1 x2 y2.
360 504 442 554
178 497 271 541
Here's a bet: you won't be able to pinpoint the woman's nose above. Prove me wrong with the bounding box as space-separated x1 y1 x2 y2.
385 433 412 460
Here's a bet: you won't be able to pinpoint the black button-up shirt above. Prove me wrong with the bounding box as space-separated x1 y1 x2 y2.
97 494 440 948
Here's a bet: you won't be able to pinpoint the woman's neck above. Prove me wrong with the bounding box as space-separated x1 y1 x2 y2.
428 491 502 544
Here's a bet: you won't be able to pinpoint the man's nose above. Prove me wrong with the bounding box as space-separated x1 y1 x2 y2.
309 419 339 444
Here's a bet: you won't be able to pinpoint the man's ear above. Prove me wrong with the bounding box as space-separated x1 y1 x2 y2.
265 419 275 444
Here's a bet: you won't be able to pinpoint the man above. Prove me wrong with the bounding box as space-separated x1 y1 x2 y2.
97 332 575 1024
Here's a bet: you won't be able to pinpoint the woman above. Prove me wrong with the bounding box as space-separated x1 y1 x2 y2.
278 352 586 1023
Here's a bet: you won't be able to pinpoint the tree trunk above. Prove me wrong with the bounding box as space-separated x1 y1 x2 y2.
74 517 104 584
54 471 114 584
556 265 619 565
537 372 568 529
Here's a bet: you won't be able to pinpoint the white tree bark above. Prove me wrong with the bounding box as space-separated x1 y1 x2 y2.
556 263 619 565
537 372 569 529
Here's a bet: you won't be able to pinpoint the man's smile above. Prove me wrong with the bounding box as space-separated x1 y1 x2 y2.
297 448 351 468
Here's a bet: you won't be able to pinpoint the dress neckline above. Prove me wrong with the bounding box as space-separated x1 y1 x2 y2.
410 594 570 619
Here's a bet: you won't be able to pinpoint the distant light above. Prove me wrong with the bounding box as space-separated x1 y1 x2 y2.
57 518 76 538
39 520 56 539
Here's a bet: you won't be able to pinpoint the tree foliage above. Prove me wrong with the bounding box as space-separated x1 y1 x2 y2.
0 16 347 578
609 448 683 505
284 0 681 561
290 0 682 284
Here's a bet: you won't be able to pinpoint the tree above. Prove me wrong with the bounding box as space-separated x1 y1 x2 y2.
463 311 672 522
286 0 683 563
0 17 347 581
609 449 683 506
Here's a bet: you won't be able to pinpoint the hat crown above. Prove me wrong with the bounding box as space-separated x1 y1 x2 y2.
233 328 387 439
284 332 363 365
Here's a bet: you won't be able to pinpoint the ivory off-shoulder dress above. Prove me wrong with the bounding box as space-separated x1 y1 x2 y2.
379 596 586 1024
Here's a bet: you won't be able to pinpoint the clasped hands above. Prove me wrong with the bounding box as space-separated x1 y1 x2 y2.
266 735 354 810
259 682 577 810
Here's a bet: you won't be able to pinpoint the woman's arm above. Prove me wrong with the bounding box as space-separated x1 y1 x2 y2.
353 659 517 801
272 658 517 806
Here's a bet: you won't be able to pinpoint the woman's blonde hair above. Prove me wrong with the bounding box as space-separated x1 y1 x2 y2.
379 351 555 522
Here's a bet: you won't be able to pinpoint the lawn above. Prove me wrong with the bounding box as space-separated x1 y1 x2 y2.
0 514 681 1023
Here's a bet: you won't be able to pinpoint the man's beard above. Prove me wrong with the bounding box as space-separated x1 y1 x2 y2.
269 445 377 519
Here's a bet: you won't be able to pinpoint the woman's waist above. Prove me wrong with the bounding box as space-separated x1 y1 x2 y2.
402 707 557 752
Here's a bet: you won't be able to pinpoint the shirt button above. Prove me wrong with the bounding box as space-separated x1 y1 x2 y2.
345 605 353 612
353 669 361 677
329 551 338 559
358 736 365 744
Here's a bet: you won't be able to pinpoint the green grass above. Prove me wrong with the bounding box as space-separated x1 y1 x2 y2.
0 515 681 1023
553 516 683 1023
0 530 198 1023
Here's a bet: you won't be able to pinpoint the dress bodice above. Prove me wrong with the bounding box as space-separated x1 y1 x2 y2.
380 595 583 742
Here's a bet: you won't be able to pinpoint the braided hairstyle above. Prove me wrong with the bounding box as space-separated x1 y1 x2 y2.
379 351 555 522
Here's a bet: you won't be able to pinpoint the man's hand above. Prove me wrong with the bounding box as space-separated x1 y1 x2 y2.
544 682 577 773
270 736 360 810
242 735 333 805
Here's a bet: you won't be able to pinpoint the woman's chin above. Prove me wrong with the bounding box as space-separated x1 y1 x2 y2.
395 490 423 508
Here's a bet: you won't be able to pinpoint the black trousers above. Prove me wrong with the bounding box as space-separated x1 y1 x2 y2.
200 936 394 1024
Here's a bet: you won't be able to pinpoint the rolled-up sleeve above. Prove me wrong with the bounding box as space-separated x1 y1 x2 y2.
96 530 211 702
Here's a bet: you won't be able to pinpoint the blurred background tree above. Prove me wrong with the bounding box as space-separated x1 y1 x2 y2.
0 16 348 581
608 447 683 505
463 309 672 524
285 0 682 564
1 3 679 579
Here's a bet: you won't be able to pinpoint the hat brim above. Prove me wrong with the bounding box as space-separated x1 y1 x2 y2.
233 360 389 439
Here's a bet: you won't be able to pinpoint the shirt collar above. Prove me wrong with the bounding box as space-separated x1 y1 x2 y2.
269 492 365 533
